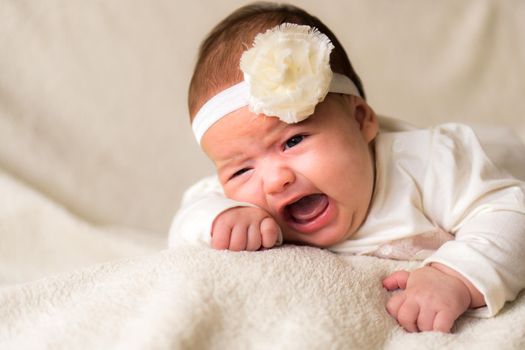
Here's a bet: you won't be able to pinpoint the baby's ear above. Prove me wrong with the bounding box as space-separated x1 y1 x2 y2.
348 95 379 143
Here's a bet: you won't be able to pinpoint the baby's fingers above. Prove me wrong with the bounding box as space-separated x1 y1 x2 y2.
211 221 232 250
433 310 456 333
246 223 262 251
385 291 405 320
383 270 410 291
260 217 281 248
416 308 436 332
229 224 248 251
396 299 420 333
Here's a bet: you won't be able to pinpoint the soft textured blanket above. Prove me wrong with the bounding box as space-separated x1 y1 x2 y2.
2 247 525 349
1 166 525 349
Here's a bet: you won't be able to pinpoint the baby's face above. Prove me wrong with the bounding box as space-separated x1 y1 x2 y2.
201 94 379 247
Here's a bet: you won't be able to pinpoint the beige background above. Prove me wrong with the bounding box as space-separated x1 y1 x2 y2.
1 0 524 235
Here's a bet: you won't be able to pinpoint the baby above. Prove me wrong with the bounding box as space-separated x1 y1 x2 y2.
169 2 525 333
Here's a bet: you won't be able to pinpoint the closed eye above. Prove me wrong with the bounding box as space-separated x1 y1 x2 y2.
230 167 251 180
284 135 306 150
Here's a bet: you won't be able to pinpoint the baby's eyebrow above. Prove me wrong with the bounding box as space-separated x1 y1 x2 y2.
216 153 248 172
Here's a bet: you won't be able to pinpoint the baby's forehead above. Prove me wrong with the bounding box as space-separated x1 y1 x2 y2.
203 94 344 148
203 110 290 158
201 94 352 161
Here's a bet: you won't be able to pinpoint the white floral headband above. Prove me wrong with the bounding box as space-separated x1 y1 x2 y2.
192 23 361 144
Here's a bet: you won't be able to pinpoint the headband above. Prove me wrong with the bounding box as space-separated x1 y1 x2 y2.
192 23 361 145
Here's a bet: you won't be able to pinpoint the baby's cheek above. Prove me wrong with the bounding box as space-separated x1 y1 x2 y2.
226 184 267 210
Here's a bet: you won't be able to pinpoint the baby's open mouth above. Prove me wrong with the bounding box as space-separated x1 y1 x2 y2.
286 194 329 224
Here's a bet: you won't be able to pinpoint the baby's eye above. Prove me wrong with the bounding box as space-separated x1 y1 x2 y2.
230 168 250 180
284 135 305 150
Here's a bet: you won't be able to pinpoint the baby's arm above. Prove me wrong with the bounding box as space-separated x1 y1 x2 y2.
383 124 525 332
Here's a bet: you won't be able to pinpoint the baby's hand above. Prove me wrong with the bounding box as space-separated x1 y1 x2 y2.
382 264 479 333
211 207 281 251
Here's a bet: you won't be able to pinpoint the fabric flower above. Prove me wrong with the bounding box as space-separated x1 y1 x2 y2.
240 23 334 123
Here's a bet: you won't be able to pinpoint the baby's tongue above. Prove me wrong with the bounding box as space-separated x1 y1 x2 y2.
288 194 328 223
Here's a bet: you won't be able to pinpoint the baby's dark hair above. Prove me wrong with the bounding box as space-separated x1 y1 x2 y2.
188 1 365 119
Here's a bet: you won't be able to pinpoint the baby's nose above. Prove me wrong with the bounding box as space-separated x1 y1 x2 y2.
263 163 295 195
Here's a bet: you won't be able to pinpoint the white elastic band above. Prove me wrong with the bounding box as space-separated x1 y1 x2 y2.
192 73 360 144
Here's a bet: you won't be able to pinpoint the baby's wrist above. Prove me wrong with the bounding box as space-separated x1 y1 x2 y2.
429 263 485 308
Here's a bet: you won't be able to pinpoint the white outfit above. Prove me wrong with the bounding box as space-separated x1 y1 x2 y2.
169 122 525 317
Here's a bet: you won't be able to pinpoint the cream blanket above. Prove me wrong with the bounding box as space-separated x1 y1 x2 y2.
1 167 524 349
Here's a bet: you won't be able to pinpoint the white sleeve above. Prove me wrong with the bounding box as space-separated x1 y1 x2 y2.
168 175 255 248
421 124 525 317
